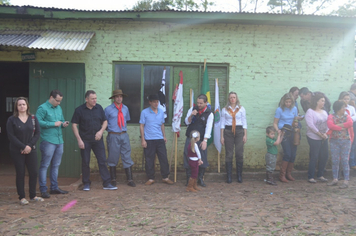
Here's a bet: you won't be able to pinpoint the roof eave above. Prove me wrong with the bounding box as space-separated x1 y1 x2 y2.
0 6 355 28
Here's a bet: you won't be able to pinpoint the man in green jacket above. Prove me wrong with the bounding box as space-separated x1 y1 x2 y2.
36 90 69 198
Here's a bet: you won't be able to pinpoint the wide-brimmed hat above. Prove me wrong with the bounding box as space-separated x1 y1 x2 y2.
148 94 159 101
109 89 127 99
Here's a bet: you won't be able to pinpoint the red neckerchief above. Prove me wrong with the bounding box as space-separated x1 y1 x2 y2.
114 103 124 129
198 105 207 115
227 106 240 135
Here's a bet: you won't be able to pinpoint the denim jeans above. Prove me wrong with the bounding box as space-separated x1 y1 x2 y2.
81 139 111 187
39 141 63 192
349 122 356 167
307 136 329 179
281 133 297 163
330 138 351 180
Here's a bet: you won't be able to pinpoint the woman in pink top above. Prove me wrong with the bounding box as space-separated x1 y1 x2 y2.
327 101 353 189
305 93 329 183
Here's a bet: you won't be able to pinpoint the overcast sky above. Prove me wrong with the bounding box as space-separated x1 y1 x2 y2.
9 0 351 14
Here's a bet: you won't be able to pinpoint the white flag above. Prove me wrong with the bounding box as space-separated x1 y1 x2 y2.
214 78 222 153
158 69 167 118
172 71 184 134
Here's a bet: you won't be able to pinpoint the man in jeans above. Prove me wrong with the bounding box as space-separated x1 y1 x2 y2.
71 90 117 191
36 90 69 198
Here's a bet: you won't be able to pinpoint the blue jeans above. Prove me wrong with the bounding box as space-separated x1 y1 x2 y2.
81 139 111 187
307 136 329 179
39 141 63 192
349 122 356 167
281 133 297 163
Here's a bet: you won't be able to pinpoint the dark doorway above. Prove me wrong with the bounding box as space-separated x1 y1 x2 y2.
0 62 29 164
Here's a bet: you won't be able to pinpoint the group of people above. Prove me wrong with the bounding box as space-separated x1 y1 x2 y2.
265 84 356 189
8 83 356 204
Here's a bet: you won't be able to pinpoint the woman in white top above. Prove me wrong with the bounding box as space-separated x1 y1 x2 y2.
339 91 356 170
220 92 247 184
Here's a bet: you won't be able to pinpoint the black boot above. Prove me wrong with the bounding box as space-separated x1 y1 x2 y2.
226 162 232 183
185 168 191 186
110 166 117 186
125 166 136 187
197 167 206 187
237 161 243 183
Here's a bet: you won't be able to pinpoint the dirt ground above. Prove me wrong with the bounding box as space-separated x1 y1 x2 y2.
1 170 356 236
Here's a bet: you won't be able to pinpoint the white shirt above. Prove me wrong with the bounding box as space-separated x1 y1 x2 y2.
185 106 214 139
220 105 247 129
189 143 202 161
346 104 356 122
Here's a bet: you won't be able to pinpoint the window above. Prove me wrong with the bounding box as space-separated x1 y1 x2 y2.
114 62 229 124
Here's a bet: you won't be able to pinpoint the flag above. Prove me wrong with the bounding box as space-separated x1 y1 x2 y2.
172 71 184 136
201 64 213 146
214 79 222 153
158 69 167 118
190 89 194 108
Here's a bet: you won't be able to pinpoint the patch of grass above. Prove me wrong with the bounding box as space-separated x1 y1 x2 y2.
33 224 44 229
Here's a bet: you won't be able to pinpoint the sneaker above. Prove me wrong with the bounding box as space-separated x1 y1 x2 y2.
30 196 44 202
162 178 174 185
339 181 349 189
103 183 117 190
145 179 155 185
20 198 29 205
41 192 50 198
308 178 317 183
327 179 338 186
317 176 328 182
83 184 90 191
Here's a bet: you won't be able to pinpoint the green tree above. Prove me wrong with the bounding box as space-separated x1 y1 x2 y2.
132 0 172 10
200 0 215 11
331 0 356 16
0 0 11 4
267 0 335 15
174 0 199 10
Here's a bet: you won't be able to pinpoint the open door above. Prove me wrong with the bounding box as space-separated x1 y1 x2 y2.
29 63 85 178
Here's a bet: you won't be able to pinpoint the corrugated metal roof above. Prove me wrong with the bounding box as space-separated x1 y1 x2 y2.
0 4 355 18
0 30 95 51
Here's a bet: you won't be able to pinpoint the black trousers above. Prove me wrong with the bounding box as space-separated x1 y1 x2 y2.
144 139 170 180
10 149 38 200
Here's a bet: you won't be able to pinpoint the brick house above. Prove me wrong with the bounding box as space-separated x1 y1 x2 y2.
0 5 355 177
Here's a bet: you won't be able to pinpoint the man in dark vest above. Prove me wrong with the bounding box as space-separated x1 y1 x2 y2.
184 94 214 187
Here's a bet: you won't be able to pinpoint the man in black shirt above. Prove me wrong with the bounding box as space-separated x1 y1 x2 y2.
71 90 117 191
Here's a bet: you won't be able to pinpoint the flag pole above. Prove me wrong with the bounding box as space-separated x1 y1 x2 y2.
170 83 178 175
217 78 220 173
204 59 207 71
174 132 178 182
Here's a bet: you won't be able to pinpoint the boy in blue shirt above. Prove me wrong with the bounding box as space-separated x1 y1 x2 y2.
265 126 283 185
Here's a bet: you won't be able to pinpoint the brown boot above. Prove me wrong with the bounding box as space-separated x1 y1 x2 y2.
186 178 197 192
193 178 201 191
286 162 295 181
279 161 289 183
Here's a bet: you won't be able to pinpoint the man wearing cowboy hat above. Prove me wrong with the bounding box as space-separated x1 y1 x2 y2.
105 89 136 187
71 90 117 191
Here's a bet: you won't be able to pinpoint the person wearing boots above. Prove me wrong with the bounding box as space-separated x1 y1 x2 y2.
105 89 136 187
186 130 203 192
184 94 213 187
220 92 247 184
273 93 299 183
72 90 117 191
264 126 283 185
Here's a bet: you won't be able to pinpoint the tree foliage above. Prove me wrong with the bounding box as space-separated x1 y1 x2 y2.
131 0 214 11
0 0 10 4
331 0 356 16
267 0 334 15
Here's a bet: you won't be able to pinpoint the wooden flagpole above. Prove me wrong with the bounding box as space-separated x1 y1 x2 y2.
204 59 207 70
217 78 220 173
174 132 178 182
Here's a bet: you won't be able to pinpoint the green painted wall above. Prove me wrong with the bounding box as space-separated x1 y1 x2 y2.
0 18 355 172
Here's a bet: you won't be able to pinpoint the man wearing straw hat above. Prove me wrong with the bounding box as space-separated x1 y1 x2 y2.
105 89 136 187
139 94 174 185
